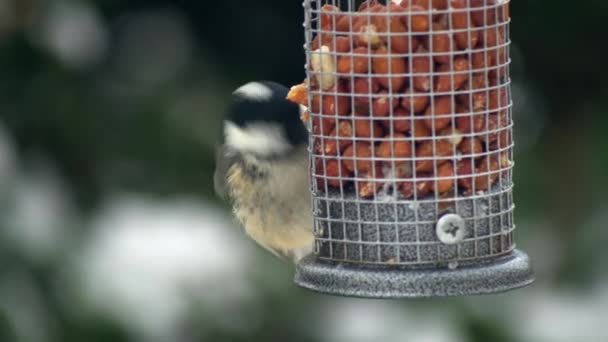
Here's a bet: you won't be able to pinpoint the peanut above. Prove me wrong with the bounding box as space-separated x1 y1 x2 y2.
323 121 355 155
404 0 448 10
456 158 474 190
385 4 419 53
439 127 464 147
312 137 322 154
310 33 328 51
319 4 343 31
459 137 483 156
471 51 487 74
431 0 448 10
457 73 488 111
487 38 507 79
353 77 381 108
455 104 485 133
325 159 349 187
336 121 355 148
411 46 432 91
354 117 384 139
401 87 430 113
474 154 500 190
372 46 408 91
423 96 453 132
423 22 452 64
435 57 470 92
311 86 351 117
450 0 480 50
487 87 509 138
357 164 385 198
480 111 509 144
311 33 352 52
375 133 413 158
432 161 455 193
488 87 508 113
311 95 336 135
310 45 336 90
481 26 504 49
343 142 374 173
355 23 385 49
394 161 414 178
400 175 432 198
312 115 336 136
336 15 355 32
336 46 370 74
415 139 454 172
410 119 432 141
371 90 399 117
286 81 308 106
359 0 382 12
310 83 350 135
488 129 511 151
470 0 508 27
333 36 353 53
382 106 412 133
354 5 389 49
323 133 339 156
401 4 431 32
314 158 351 189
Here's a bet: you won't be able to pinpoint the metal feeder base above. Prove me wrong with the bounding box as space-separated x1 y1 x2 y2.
294 249 534 298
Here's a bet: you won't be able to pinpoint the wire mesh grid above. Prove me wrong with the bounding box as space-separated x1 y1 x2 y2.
299 0 513 267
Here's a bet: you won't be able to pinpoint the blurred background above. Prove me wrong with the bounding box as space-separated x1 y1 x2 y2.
0 0 606 341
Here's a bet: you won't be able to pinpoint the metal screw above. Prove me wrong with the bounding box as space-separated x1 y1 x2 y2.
436 214 466 245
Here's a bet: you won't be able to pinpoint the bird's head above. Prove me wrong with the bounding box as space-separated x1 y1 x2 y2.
222 81 308 159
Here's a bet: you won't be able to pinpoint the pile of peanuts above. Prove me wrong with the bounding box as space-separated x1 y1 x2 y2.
287 0 512 199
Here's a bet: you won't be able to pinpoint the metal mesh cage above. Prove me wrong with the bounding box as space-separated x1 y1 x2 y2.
291 0 533 297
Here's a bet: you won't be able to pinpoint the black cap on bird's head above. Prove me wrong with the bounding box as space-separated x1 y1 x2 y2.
222 81 308 158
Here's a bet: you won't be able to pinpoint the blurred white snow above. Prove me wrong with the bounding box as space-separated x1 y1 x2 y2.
77 195 260 339
30 0 109 69
318 299 466 342
512 284 608 342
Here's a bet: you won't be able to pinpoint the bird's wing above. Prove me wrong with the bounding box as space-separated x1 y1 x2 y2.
214 145 238 200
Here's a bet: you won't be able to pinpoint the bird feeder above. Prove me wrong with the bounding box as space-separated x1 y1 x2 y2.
288 0 533 298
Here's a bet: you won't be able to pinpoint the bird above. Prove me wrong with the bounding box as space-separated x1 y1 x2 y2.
214 81 314 263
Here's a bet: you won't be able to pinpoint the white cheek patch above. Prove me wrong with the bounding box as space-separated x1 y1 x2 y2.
224 121 292 156
233 82 273 101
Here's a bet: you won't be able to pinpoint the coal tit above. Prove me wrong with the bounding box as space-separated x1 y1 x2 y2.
214 81 313 263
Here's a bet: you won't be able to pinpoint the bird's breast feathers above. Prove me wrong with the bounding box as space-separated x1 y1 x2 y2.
225 152 313 261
